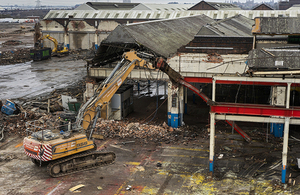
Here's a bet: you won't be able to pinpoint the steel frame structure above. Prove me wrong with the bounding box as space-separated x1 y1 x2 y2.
185 75 300 183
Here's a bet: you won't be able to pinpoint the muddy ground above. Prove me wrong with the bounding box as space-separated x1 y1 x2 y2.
1 23 300 194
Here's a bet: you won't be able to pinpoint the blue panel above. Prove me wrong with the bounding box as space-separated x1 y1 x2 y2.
282 165 286 183
1 100 16 115
168 112 171 126
270 123 284 137
209 159 214 172
95 44 98 50
66 44 70 49
170 113 180 128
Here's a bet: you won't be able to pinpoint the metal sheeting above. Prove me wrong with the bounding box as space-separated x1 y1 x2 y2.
252 17 300 35
44 10 300 20
197 14 254 37
102 15 214 58
248 48 300 69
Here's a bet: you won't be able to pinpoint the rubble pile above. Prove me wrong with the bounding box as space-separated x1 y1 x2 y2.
2 40 22 45
0 109 63 138
94 119 206 144
0 48 31 65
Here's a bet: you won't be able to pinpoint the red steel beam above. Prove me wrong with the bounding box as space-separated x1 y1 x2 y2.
225 120 251 142
211 103 300 118
184 77 300 87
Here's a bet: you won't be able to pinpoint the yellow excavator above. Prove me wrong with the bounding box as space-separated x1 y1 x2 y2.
38 34 69 56
23 50 207 177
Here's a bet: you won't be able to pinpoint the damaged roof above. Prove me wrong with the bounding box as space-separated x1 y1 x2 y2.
101 14 214 58
76 2 139 10
252 17 300 35
189 1 241 10
197 14 254 37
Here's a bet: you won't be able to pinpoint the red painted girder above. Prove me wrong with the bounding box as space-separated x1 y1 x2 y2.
225 120 251 142
211 103 300 118
184 77 300 87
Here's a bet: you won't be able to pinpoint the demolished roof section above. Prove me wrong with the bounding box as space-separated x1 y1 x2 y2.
101 15 215 58
252 17 300 35
197 14 254 37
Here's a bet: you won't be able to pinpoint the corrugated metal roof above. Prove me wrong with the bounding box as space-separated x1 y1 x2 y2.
197 14 254 37
77 2 139 10
44 10 300 20
252 17 300 35
101 15 214 58
131 4 192 11
206 2 242 10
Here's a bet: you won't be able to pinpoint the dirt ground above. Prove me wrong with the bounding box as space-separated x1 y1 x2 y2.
1 23 300 194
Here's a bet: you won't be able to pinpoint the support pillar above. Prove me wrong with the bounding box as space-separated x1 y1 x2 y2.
137 82 140 95
282 117 290 183
167 81 183 128
64 32 69 49
184 87 187 114
209 112 215 172
212 79 216 102
282 83 291 184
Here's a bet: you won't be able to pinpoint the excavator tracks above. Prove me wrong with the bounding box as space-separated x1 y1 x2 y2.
47 151 116 177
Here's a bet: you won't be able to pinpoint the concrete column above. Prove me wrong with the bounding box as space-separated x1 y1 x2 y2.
64 32 69 49
184 87 187 114
164 81 167 97
209 112 215 172
94 33 99 50
212 79 216 102
167 81 183 128
286 83 291 109
282 117 290 183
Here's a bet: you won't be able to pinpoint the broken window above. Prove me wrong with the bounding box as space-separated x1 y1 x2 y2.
176 13 180 18
124 13 129 18
224 14 228 18
62 13 68 18
47 13 54 18
166 13 170 18
137 13 141 19
54 13 59 18
146 13 151 19
114 13 119 18
83 13 89 18
156 14 160 19
92 13 98 18
105 13 110 18
73 13 77 18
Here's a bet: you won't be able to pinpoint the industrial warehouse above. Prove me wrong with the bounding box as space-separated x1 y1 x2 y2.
2 0 300 194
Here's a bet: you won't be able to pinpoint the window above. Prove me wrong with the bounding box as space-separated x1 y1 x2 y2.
176 13 180 18
137 13 141 19
260 14 263 17
92 13 97 18
190 13 194 16
166 13 170 18
156 14 160 18
213 14 217 19
224 14 228 18
249 14 253 19
83 13 89 18
271 14 275 17
54 13 59 18
105 13 110 18
146 13 151 19
124 13 129 18
73 13 77 18
47 13 54 18
164 8 168 11
62 13 68 18
114 13 119 18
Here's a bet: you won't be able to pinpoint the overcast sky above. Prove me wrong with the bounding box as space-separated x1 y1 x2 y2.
0 0 247 7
